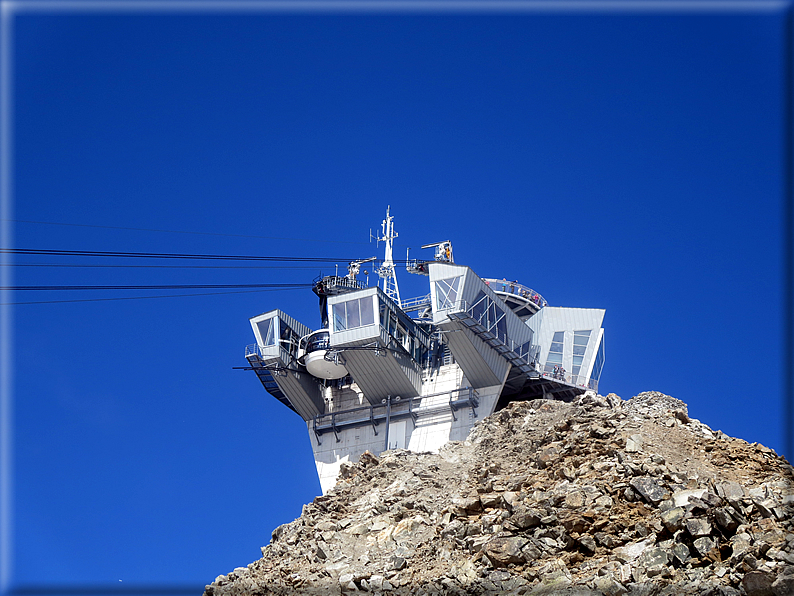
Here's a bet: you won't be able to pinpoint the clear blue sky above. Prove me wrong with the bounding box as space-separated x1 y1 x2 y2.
3 2 791 592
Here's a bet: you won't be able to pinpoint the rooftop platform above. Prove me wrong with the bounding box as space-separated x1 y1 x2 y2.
482 278 547 321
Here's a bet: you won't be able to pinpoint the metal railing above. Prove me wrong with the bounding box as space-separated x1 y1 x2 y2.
312 387 478 444
482 278 547 307
401 293 431 312
540 370 598 391
245 343 260 358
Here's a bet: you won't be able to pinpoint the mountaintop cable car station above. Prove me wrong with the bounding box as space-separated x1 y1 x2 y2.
244 208 605 493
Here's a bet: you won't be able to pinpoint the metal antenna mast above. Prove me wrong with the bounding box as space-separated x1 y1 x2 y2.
376 206 401 307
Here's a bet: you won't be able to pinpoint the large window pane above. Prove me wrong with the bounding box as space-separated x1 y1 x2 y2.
470 291 487 322
435 276 462 310
360 297 374 326
258 319 275 346
346 299 361 328
333 303 347 331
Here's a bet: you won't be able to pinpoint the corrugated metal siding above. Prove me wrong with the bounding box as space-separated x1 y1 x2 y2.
330 323 381 345
342 348 421 403
440 320 510 388
256 350 324 420
272 368 325 420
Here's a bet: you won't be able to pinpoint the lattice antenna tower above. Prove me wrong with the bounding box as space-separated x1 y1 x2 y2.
374 206 401 307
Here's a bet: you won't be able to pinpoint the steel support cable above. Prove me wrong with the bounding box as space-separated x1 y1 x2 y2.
1 248 356 262
1 248 442 266
3 218 369 245
2 287 305 306
3 263 329 269
8 283 314 291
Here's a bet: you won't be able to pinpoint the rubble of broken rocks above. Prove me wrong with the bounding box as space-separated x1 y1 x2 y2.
205 391 794 595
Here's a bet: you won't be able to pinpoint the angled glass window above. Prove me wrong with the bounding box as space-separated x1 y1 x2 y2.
257 318 276 347
435 276 462 310
591 335 606 381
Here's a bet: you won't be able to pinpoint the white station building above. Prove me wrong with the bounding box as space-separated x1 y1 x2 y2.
244 209 606 494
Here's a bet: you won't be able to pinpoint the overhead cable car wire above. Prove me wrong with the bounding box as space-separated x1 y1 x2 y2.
3 218 370 245
5 263 328 269
1 248 357 262
3 287 304 306
9 283 314 291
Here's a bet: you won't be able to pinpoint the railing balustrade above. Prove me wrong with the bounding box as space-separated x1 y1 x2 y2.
481 278 547 307
540 370 598 391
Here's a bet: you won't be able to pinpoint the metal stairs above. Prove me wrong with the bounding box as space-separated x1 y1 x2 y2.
445 311 535 376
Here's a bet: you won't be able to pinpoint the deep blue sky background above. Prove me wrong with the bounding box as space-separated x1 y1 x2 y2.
5 4 789 591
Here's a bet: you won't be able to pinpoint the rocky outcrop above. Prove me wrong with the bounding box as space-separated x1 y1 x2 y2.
205 391 794 595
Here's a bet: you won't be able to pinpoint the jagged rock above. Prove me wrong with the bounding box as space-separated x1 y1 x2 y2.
671 542 691 565
204 392 794 596
660 507 685 532
630 477 669 506
693 536 717 557
626 434 644 453
594 575 629 595
685 517 712 538
482 535 529 566
771 566 794 596
743 570 775 596
614 535 656 564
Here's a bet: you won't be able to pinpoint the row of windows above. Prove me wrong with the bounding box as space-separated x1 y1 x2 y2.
331 294 429 363
332 296 375 331
545 329 598 378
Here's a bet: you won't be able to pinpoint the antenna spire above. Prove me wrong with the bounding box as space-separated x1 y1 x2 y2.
376 206 401 307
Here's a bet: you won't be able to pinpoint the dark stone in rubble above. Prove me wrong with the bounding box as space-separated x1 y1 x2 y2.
693 536 716 557
482 536 529 567
595 531 618 548
685 517 712 537
742 570 775 596
578 533 597 553
671 542 691 565
510 506 543 529
537 445 560 469
630 477 669 505
772 567 794 596
701 492 725 508
359 451 380 467
714 507 740 533
660 507 686 532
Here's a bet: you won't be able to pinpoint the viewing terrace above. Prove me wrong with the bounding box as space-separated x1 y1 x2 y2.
482 278 547 320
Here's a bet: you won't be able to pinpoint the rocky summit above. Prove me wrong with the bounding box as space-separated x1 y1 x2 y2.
205 391 794 595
